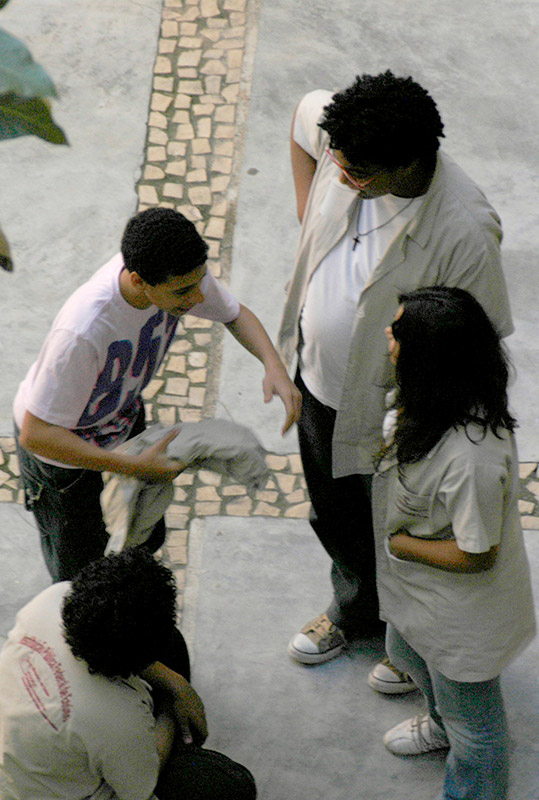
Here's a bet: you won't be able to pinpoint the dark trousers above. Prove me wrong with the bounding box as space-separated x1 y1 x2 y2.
295 371 381 636
15 408 166 582
156 747 257 800
155 630 257 800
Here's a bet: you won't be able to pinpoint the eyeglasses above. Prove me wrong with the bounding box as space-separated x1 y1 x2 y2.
325 148 377 189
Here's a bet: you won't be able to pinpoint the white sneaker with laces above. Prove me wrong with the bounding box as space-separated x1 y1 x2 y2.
383 713 450 756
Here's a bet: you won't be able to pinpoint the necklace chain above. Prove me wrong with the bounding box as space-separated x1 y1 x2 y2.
352 198 415 250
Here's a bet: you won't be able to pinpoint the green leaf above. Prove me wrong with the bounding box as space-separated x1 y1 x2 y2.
0 28 56 97
0 93 68 144
0 0 11 9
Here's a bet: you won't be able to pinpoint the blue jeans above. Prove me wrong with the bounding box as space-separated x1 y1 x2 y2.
15 409 166 582
386 625 509 800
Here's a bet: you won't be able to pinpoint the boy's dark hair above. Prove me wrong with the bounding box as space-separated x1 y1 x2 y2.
391 286 516 463
121 207 208 285
320 70 445 169
62 549 178 678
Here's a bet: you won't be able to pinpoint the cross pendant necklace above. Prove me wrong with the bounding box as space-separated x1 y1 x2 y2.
352 197 415 250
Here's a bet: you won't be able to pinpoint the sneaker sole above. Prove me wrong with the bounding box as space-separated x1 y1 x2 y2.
287 641 345 665
367 673 417 694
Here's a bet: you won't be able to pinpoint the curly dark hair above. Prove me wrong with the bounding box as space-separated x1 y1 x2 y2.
319 70 444 169
121 207 208 285
62 549 178 678
390 286 516 463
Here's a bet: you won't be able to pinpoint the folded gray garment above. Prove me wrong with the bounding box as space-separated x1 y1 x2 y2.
102 419 269 553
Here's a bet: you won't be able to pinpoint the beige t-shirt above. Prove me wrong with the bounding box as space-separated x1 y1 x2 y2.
373 425 536 681
0 583 159 800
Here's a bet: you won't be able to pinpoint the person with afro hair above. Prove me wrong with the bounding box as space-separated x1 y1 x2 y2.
0 549 257 800
14 207 301 583
279 70 513 690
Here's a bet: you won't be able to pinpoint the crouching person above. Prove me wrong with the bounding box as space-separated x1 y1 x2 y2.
0 549 256 800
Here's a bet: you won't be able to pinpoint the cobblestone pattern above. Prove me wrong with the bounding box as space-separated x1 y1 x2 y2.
2 0 538 617
2 437 539 527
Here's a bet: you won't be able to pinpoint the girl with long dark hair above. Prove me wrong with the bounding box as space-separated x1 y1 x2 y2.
373 286 535 800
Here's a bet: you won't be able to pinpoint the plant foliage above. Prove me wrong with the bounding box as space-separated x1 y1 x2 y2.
0 3 68 269
0 93 67 143
0 27 67 143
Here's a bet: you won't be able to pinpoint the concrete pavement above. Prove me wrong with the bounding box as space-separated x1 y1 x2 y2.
1 0 538 797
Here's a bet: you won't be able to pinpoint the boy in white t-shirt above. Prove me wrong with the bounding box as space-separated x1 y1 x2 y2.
14 207 301 581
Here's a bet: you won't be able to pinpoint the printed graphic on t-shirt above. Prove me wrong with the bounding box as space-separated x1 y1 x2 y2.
19 635 72 731
76 310 178 446
76 397 143 449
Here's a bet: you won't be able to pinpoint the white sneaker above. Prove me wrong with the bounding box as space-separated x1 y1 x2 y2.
367 656 417 694
383 713 450 756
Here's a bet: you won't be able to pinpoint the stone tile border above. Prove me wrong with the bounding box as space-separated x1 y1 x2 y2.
2 434 539 527
137 0 261 288
2 0 538 617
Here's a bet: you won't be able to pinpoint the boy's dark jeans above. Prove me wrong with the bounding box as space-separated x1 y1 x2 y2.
14 409 165 582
